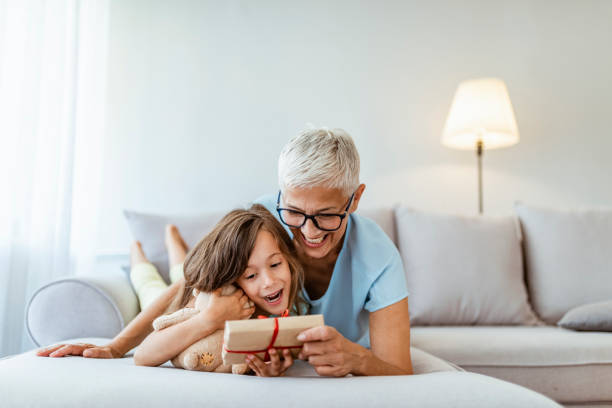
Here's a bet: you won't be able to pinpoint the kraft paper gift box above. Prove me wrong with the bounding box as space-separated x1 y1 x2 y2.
222 314 324 365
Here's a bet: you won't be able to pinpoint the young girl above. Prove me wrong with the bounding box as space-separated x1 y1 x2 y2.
133 204 306 377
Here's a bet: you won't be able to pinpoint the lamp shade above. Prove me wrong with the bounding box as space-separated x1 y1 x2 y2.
442 78 519 150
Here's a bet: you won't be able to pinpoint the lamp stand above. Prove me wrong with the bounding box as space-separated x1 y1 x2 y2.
476 139 483 214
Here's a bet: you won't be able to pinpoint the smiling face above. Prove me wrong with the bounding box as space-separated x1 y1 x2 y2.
280 185 365 261
235 229 292 315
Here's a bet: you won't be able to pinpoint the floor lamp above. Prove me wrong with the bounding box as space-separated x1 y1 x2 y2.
441 78 520 214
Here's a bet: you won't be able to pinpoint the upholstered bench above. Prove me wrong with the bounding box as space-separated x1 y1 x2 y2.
0 338 560 408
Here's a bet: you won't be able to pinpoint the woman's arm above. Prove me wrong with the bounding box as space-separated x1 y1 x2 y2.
297 298 413 376
358 297 413 375
134 288 254 367
37 277 185 358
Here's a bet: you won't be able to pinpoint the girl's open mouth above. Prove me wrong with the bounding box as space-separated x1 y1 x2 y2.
264 289 283 305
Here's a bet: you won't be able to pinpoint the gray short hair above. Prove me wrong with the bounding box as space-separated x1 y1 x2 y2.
278 127 360 197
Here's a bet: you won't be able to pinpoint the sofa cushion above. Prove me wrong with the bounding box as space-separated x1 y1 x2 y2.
558 300 612 332
358 207 397 246
0 338 561 408
124 210 226 283
411 326 612 404
515 203 612 324
394 207 540 325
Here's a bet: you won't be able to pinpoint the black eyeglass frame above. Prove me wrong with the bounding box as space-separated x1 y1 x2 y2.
275 190 356 232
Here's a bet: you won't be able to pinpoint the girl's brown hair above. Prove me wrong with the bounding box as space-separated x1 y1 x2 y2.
171 204 306 315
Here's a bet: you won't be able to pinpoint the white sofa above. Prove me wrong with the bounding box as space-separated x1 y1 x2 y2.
13 203 612 407
0 339 563 407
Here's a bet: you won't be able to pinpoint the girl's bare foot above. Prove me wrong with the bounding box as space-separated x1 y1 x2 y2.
165 224 188 267
130 241 149 266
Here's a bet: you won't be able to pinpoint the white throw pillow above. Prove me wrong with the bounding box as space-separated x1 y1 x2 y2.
515 203 612 324
123 210 226 283
395 207 540 326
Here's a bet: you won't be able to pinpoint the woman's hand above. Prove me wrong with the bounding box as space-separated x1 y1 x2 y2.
297 325 365 377
199 288 255 329
297 300 413 376
245 348 294 377
36 343 122 358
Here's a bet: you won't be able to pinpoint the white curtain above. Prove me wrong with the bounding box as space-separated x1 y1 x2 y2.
0 0 108 357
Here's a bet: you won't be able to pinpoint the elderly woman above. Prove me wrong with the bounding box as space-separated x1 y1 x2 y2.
38 128 413 376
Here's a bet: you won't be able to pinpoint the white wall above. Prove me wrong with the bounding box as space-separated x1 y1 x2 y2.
97 0 612 254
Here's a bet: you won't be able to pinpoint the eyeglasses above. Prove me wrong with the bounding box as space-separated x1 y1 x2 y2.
276 190 355 232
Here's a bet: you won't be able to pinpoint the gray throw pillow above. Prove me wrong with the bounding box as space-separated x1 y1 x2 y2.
557 300 612 332
515 203 612 324
123 210 226 283
394 207 541 326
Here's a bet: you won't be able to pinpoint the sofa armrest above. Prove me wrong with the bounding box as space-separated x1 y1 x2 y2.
26 270 139 347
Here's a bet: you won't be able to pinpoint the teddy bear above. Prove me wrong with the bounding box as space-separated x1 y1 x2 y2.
152 285 253 374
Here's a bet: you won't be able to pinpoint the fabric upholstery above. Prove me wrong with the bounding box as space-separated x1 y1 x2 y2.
394 207 540 325
0 338 561 408
123 210 226 283
411 347 464 373
359 207 397 246
468 366 612 407
26 272 138 347
411 326 612 403
563 405 612 408
515 203 612 324
558 300 612 332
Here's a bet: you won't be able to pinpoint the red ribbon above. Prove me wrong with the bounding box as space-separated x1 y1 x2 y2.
224 309 301 362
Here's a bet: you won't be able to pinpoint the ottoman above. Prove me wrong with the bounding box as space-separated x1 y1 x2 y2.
0 338 561 407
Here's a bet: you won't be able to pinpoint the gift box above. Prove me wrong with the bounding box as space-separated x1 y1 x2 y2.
222 314 324 365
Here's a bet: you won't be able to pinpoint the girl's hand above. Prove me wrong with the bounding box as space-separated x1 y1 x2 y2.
36 343 122 358
201 288 255 329
245 348 294 377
